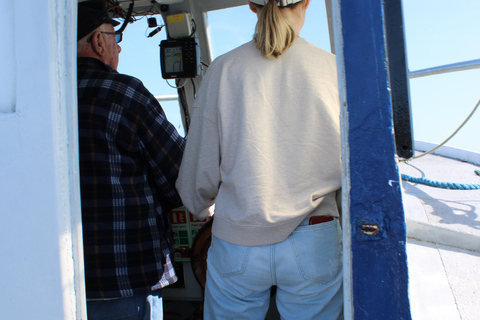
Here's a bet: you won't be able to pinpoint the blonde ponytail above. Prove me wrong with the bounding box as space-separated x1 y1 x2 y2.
253 0 297 58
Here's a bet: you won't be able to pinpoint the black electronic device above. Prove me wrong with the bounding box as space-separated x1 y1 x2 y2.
160 38 201 79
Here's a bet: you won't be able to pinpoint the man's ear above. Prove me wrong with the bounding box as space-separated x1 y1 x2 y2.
90 31 106 57
248 1 258 13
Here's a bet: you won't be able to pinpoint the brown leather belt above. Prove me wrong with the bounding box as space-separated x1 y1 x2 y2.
309 216 334 225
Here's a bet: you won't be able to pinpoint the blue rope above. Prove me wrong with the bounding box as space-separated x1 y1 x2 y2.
401 173 480 190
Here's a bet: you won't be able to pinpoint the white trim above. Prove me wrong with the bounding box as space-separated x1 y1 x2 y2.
415 141 480 166
331 0 353 318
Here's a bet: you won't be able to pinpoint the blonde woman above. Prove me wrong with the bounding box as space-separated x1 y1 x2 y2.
176 0 342 318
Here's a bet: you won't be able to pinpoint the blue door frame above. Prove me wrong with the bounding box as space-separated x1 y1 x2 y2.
332 0 412 318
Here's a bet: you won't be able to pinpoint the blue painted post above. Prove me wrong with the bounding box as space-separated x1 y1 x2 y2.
332 0 412 319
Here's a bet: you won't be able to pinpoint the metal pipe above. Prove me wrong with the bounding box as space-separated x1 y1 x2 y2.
154 94 179 102
409 59 480 78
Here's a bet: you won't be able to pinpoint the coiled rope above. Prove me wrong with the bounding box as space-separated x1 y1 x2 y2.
401 174 480 190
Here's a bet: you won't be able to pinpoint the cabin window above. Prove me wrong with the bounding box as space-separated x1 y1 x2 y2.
0 0 16 114
120 14 185 136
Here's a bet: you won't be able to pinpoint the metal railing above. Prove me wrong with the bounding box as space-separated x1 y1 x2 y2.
409 58 480 78
154 94 179 102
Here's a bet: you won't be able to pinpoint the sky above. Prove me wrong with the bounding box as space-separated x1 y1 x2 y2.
118 0 480 154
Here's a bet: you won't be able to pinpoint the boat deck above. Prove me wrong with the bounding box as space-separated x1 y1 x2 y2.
400 151 480 320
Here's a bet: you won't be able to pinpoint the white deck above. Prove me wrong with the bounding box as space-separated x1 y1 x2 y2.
400 151 480 320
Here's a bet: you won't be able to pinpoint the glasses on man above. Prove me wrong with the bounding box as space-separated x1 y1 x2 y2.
86 31 123 44
101 31 123 43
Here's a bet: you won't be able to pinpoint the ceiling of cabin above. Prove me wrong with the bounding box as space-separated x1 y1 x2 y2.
114 0 248 17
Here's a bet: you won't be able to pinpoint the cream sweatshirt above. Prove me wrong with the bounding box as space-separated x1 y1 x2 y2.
176 38 341 246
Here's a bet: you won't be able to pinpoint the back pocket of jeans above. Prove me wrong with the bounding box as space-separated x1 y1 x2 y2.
290 221 342 283
209 236 252 277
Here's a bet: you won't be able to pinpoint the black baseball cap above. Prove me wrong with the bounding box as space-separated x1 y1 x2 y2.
78 0 120 41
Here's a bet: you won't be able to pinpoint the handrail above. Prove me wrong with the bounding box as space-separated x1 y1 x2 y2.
154 94 179 102
409 59 480 78
155 60 480 98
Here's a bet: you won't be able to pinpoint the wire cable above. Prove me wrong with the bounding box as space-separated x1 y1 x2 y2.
165 79 188 89
190 78 196 97
400 98 480 162
177 81 191 133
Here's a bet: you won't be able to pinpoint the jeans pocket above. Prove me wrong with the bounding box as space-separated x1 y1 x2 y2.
290 220 342 283
208 235 252 277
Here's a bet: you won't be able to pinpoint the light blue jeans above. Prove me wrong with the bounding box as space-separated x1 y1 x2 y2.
87 290 163 320
204 218 343 319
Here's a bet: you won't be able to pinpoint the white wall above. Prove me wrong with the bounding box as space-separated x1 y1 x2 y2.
0 0 85 319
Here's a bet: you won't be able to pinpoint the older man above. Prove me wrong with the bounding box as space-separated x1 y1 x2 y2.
77 1 185 319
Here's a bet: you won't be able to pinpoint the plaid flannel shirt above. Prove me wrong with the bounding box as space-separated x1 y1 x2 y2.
77 58 185 299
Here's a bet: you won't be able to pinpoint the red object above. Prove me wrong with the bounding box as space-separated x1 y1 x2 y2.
309 216 334 225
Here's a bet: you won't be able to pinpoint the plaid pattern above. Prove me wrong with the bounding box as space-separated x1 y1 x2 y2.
77 58 185 299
